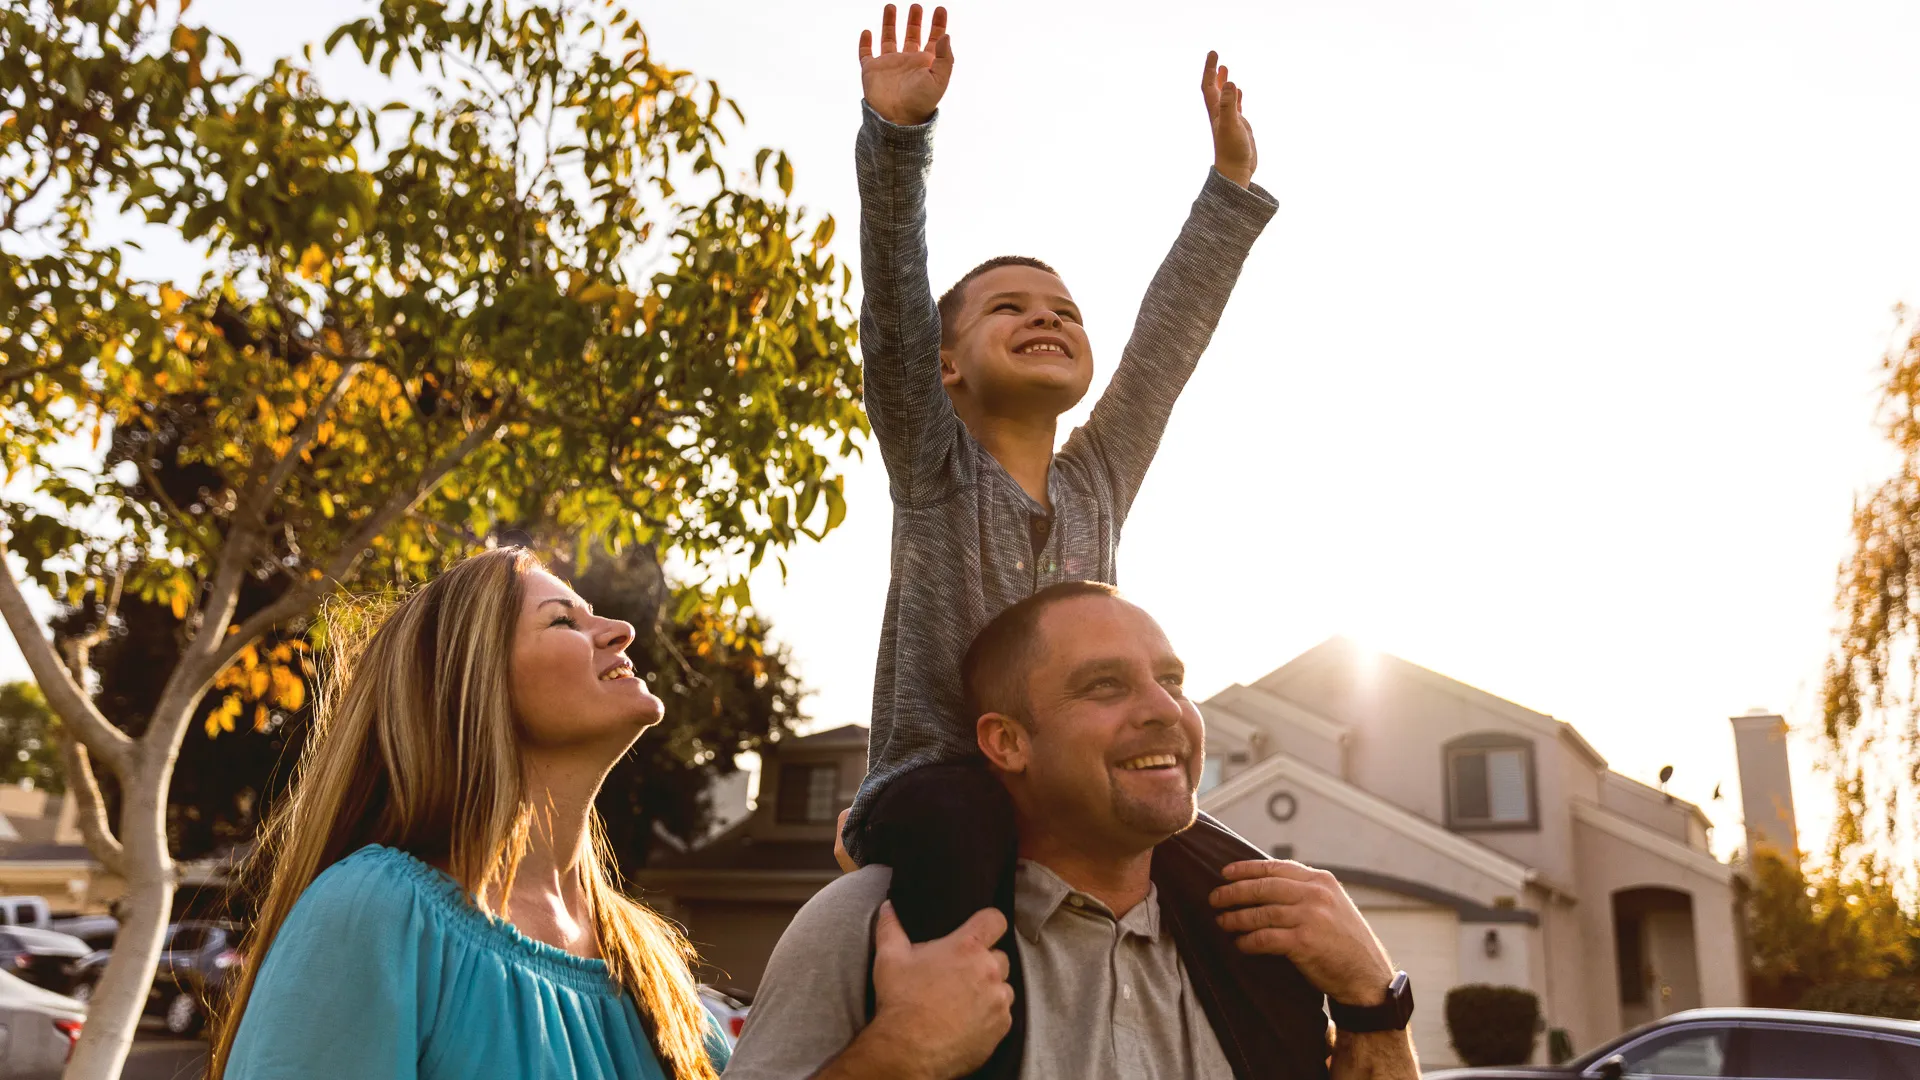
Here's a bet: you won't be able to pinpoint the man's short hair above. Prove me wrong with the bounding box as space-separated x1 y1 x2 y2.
960 580 1120 720
936 255 1061 347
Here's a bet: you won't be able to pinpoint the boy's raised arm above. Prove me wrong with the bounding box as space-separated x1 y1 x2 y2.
856 4 961 504
1068 52 1278 518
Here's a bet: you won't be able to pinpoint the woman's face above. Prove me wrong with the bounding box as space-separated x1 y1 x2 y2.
508 568 663 756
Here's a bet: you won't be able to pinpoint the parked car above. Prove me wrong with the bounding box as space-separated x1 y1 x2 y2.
0 927 92 995
1426 1007 1920 1080
148 919 244 1036
698 985 751 1047
49 915 118 953
0 896 53 930
0 968 84 1079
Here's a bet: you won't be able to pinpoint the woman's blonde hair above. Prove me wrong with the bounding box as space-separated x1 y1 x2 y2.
210 547 718 1080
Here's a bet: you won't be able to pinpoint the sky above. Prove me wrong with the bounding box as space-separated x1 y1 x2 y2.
10 0 1920 858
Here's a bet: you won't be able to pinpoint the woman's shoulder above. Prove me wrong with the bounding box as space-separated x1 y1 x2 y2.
288 844 466 938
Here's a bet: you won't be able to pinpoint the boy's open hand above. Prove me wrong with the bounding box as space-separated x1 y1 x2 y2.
859 4 953 127
1202 51 1257 188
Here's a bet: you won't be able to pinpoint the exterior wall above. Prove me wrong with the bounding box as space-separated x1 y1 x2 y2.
1598 774 1699 848
661 898 805 995
1570 815 1743 1040
1539 894 1593 1052
752 741 866 844
1259 651 1584 886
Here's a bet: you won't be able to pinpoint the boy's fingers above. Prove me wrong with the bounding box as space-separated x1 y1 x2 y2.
859 29 874 61
930 5 948 42
933 32 954 70
880 3 897 53
1200 50 1220 111
1221 81 1239 120
904 3 923 50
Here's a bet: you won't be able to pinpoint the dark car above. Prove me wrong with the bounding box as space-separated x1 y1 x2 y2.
0 928 92 995
149 920 244 1035
1426 1007 1920 1080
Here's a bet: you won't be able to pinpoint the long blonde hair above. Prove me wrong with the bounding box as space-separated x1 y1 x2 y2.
210 547 718 1080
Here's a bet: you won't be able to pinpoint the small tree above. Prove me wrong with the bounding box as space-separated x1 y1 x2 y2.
0 0 863 1073
0 681 64 793
1745 848 1918 1006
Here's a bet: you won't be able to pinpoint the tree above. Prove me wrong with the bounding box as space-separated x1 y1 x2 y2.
0 681 65 794
0 0 864 1072
1826 308 1920 882
1745 848 1919 1006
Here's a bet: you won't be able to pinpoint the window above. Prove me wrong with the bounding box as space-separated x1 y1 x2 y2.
1199 756 1224 795
1616 1026 1730 1077
1879 1039 1920 1080
1444 734 1536 829
776 764 840 824
1739 1027 1881 1080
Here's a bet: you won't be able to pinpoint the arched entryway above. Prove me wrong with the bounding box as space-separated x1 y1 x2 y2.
1612 886 1701 1027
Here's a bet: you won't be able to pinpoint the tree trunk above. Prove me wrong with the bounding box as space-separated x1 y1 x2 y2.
64 759 175 1080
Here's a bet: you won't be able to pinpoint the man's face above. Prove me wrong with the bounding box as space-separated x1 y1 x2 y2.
997 595 1205 856
941 264 1095 418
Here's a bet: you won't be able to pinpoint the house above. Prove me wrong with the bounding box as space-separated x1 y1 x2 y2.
0 785 125 913
1198 637 1783 1068
639 640 1792 1069
637 725 867 995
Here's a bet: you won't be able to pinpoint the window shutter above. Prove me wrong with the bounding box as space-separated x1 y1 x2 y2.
1452 752 1491 821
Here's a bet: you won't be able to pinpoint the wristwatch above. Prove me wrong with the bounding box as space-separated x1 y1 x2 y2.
1328 971 1414 1033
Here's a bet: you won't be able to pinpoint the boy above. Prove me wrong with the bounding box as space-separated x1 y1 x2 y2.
845 5 1285 1075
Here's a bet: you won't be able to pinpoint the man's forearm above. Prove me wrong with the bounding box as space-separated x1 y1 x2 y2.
808 1016 937 1080
1330 1029 1419 1080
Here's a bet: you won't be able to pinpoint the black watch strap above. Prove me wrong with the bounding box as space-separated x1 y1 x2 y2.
1328 971 1414 1033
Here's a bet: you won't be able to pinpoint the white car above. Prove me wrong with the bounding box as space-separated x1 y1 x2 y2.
0 968 84 1078
698 985 750 1048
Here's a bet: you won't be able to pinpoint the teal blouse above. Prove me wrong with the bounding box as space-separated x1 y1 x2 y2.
226 844 730 1079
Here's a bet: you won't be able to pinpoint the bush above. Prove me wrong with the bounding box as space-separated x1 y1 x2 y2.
1445 984 1542 1066
1547 1027 1575 1065
1797 980 1920 1021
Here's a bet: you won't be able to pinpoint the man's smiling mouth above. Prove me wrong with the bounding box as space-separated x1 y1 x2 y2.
1117 754 1181 771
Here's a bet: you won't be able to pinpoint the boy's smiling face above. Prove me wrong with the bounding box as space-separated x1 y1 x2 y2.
940 264 1094 419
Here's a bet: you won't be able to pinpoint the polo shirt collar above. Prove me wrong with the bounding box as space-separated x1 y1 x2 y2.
1013 859 1163 944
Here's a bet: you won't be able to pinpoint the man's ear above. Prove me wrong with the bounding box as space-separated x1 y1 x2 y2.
977 712 1029 773
940 346 963 390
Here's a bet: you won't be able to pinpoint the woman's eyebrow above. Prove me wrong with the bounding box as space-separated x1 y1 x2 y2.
537 597 593 616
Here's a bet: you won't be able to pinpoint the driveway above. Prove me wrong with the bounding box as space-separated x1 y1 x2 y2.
121 1032 208 1080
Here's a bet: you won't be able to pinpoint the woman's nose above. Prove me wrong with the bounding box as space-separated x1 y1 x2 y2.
596 618 635 652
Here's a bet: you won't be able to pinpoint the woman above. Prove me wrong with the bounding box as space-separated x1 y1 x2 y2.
214 547 728 1080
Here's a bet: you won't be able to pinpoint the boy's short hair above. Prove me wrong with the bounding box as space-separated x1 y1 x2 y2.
960 580 1121 721
936 255 1061 346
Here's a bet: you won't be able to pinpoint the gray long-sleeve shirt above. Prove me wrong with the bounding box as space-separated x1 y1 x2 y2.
845 103 1277 862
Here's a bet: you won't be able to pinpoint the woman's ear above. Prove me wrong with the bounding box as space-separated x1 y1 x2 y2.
976 712 1029 773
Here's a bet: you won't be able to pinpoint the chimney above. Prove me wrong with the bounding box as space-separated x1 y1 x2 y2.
1731 710 1799 859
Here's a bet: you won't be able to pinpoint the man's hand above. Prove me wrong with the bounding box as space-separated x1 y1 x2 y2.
1211 860 1394 1006
1202 51 1257 188
859 4 954 127
861 901 1013 1079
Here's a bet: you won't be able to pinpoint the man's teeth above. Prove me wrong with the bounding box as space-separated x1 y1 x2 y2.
1118 754 1180 771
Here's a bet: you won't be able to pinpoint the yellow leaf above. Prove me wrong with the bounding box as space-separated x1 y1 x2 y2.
249 668 270 699
169 590 187 620
254 703 270 732
297 244 329 281
318 491 334 518
578 282 616 305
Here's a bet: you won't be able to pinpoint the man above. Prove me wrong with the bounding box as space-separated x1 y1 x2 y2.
725 583 1421 1080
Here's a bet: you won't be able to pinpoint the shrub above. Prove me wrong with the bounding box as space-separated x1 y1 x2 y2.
1797 980 1920 1021
1445 984 1542 1066
1548 1027 1575 1065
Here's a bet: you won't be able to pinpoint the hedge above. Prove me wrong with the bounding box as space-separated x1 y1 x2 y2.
1445 984 1542 1066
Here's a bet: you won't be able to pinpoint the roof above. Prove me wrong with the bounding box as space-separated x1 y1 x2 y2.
0 843 96 864
645 826 840 874
776 724 869 750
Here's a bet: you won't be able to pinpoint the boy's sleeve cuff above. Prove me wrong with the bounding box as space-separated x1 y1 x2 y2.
1197 166 1280 233
860 100 938 151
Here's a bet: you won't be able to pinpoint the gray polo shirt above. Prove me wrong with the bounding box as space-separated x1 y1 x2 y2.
723 862 1233 1080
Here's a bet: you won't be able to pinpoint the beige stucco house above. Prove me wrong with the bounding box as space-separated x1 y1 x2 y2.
1199 637 1784 1068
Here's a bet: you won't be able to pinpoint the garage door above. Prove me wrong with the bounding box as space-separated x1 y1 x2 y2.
1359 908 1460 1069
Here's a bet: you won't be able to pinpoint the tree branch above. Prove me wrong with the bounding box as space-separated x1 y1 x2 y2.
135 459 220 555
54 729 126 878
195 407 512 710
0 543 133 774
